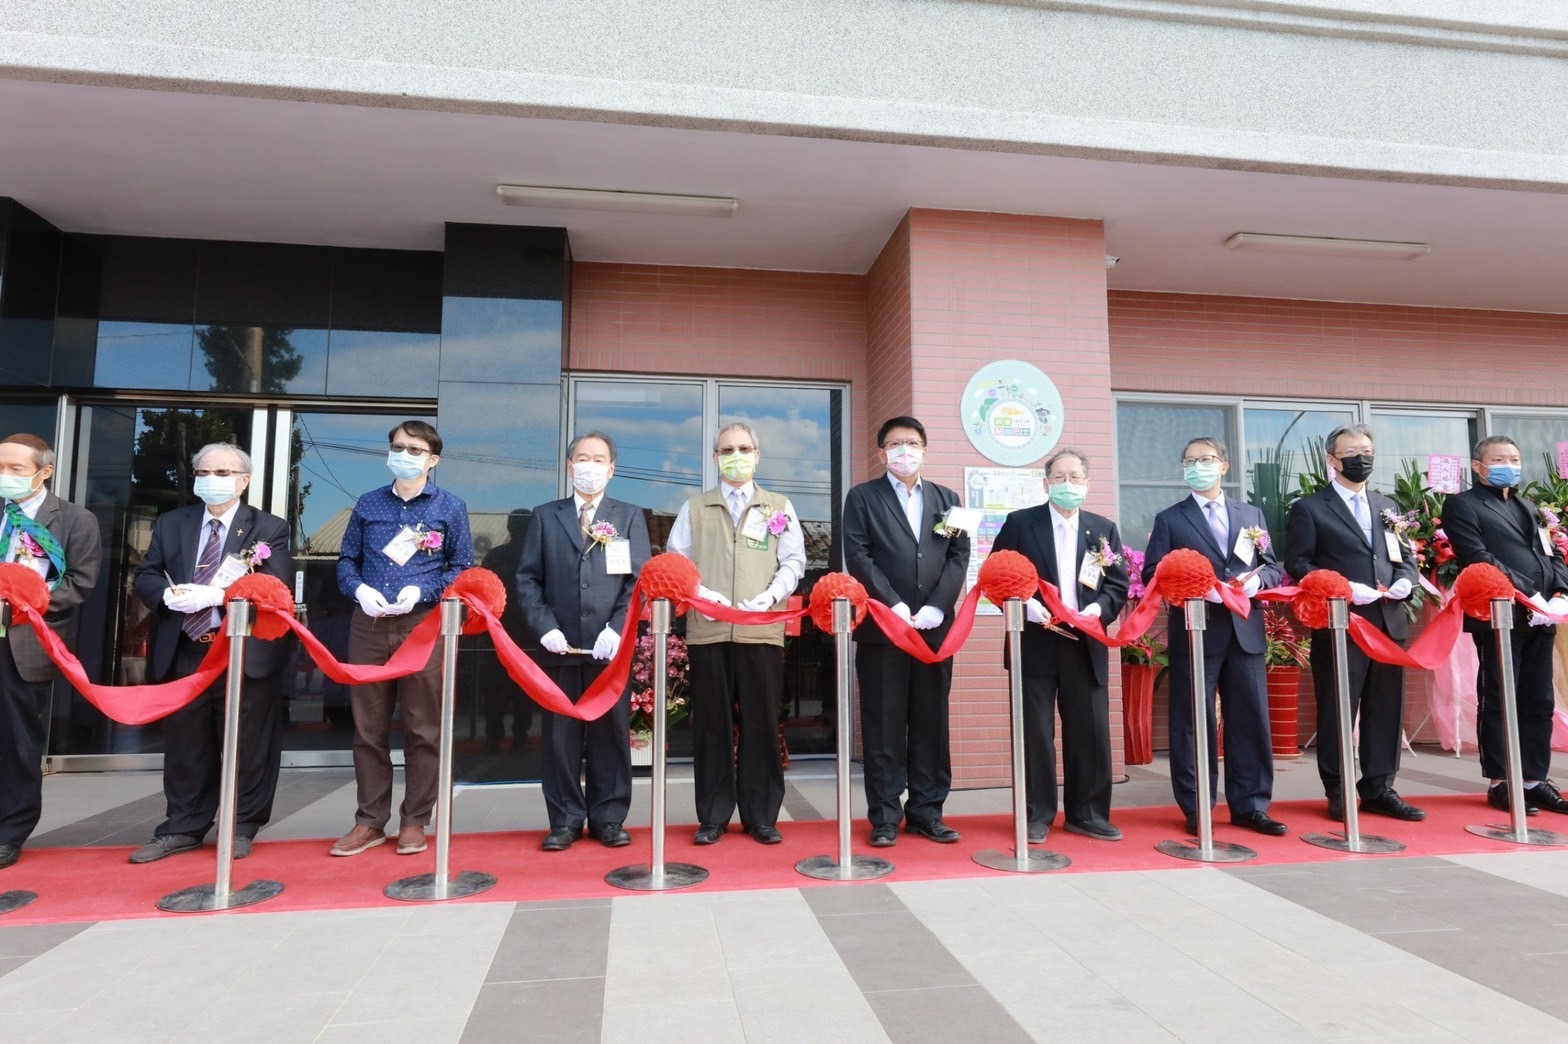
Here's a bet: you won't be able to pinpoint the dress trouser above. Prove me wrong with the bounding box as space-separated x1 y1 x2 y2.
1473 625 1557 781
1018 636 1111 828
856 643 953 830
1310 629 1406 800
688 641 784 830
156 634 284 839
0 639 49 847
347 607 442 830
1166 633 1273 817
540 662 632 832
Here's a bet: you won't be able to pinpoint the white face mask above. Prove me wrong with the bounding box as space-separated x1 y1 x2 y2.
572 461 610 496
192 475 238 505
0 472 42 501
885 444 924 478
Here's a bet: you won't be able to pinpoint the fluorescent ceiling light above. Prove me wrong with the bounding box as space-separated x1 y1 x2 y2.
1224 232 1429 260
497 184 737 217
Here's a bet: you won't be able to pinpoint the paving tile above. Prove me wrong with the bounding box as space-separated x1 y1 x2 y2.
599 996 744 1043
333 930 504 1022
461 978 604 1044
864 984 1033 1044
317 1014 467 1043
730 957 888 1043
813 909 975 993
0 921 91 959
800 881 909 916
186 989 348 1043
484 903 611 983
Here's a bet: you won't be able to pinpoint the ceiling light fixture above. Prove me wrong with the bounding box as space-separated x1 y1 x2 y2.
1224 232 1429 260
497 184 738 218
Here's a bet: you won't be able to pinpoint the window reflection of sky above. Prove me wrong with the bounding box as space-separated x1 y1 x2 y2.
719 386 834 521
574 382 704 515
1244 407 1352 490
1368 413 1475 494
94 322 194 390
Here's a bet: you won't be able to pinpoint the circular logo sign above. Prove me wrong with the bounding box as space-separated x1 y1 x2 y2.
960 361 1064 466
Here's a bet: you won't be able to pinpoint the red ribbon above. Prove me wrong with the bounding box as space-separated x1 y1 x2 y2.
861 587 984 664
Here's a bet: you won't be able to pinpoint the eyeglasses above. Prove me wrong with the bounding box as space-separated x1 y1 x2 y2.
1331 451 1375 459
884 440 925 450
1049 474 1087 484
193 469 244 478
390 443 431 457
1181 455 1223 467
718 445 756 455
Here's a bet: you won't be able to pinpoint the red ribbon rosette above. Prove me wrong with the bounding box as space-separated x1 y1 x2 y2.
808 572 869 632
225 573 295 640
1151 548 1218 604
977 549 1039 605
1291 569 1352 630
0 562 50 622
444 567 507 634
640 552 702 615
1454 562 1515 621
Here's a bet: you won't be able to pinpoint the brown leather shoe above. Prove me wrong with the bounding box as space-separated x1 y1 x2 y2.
330 825 387 857
396 825 428 855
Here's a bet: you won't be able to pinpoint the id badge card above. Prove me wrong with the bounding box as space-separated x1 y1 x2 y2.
382 526 421 566
1542 527 1557 557
1077 555 1103 591
604 538 632 575
210 554 249 590
740 510 770 545
944 506 983 534
1233 532 1255 567
23 554 50 581
1385 530 1403 563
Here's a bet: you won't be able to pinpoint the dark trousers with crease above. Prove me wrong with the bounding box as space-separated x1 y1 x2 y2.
540 662 632 832
857 643 952 830
156 634 284 840
688 641 784 830
1473 626 1557 781
1311 630 1405 800
0 639 49 847
1017 640 1111 828
1167 636 1273 817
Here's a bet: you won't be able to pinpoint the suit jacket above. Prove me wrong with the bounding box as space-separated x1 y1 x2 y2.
1143 494 1283 655
1444 483 1568 634
515 495 651 665
990 504 1129 685
843 476 971 648
6 493 103 684
132 503 294 681
1283 486 1419 639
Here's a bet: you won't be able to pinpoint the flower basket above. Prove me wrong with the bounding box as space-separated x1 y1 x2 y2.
1266 666 1302 758
629 727 654 767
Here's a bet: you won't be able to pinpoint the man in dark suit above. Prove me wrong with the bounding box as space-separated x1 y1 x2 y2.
130 442 293 863
843 416 971 846
1144 435 1287 836
990 448 1129 843
1444 435 1568 815
516 431 651 851
0 433 101 871
1284 424 1423 821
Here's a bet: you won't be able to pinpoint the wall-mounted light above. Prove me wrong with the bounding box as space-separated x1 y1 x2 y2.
1105 255 1120 269
1224 232 1429 260
497 184 738 218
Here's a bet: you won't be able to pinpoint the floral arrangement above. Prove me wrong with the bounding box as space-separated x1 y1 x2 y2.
413 522 444 555
15 531 47 559
1119 546 1167 666
1089 537 1120 570
1523 460 1568 559
629 632 690 734
1241 525 1269 553
766 510 790 537
1387 459 1459 607
241 541 272 572
1264 606 1310 669
588 520 618 547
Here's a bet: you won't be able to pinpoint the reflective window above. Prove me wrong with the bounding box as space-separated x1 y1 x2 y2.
1117 401 1239 550
193 324 328 395
1491 412 1568 485
1243 406 1355 546
325 330 441 398
439 298 564 384
93 322 194 390
1367 410 1477 493
718 384 838 526
573 380 705 536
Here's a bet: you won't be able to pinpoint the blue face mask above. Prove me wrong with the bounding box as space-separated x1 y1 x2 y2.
1486 463 1521 488
387 451 427 481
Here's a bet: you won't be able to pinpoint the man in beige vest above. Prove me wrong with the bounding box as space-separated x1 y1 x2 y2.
669 423 805 845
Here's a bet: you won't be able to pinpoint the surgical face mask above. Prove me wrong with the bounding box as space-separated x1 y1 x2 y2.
719 452 757 483
571 461 610 496
0 472 42 501
192 474 239 505
1335 454 1374 484
1048 481 1087 511
885 444 925 478
1486 462 1521 488
387 450 427 481
1183 460 1223 491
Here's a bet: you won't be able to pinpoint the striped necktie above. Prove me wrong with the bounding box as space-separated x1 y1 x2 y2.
182 517 224 640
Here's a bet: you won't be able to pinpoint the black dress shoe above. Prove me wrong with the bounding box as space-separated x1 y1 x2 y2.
745 824 782 845
1064 817 1123 841
541 827 583 851
906 819 961 843
233 834 254 859
1230 811 1288 836
694 823 726 845
0 843 18 869
1360 790 1426 821
1027 822 1050 844
1183 812 1199 835
1488 783 1540 815
1325 797 1345 822
869 825 898 847
129 834 202 864
593 822 632 847
1525 779 1568 814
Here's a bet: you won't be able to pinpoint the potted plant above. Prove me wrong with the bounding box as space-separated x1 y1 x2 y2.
1119 548 1165 765
628 631 690 765
1263 606 1309 758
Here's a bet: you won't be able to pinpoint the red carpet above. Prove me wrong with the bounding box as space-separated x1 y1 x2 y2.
0 794 1554 926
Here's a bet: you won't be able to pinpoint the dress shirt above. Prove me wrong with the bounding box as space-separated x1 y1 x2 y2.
0 485 47 562
191 501 242 578
1051 505 1080 613
887 471 924 537
336 479 475 604
1331 480 1374 545
575 492 602 529
668 485 808 597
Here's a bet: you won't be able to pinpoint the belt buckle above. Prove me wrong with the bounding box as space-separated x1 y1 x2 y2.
197 632 218 643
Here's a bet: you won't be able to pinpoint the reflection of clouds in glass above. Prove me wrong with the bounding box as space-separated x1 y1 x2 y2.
327 331 440 397
577 384 704 515
95 322 194 391
439 383 559 513
440 299 563 384
721 389 834 521
293 412 423 537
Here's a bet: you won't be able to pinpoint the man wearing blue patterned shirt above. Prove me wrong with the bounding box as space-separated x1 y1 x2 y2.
332 420 474 857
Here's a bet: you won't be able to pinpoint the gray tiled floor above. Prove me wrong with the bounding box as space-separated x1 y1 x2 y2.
3 747 1568 1041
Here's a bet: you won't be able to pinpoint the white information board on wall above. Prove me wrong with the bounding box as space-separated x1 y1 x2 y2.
962 466 1046 615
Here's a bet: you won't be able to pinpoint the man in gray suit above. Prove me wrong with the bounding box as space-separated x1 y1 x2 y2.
0 433 101 871
516 431 651 850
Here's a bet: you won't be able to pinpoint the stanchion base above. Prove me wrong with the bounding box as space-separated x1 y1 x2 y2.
0 890 38 915
795 854 896 881
157 879 284 913
605 862 709 891
971 847 1070 873
1154 838 1256 863
1465 823 1568 847
1301 831 1406 854
384 870 498 902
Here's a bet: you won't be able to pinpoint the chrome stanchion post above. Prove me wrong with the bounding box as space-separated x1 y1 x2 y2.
1157 597 1255 863
0 603 38 916
159 600 285 912
799 597 894 880
388 598 498 901
1304 598 1404 854
1468 598 1568 846
608 598 709 890
974 598 1069 873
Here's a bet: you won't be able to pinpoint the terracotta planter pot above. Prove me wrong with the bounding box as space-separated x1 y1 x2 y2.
1266 665 1302 758
1121 662 1157 766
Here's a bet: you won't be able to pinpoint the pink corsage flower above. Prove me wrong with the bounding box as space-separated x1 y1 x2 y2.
766 510 790 536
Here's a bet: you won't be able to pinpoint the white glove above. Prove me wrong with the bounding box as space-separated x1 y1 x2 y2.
355 584 391 617
890 602 913 625
1527 593 1552 627
695 585 732 621
1549 595 1568 617
1025 598 1048 625
379 585 420 616
911 606 945 630
163 587 204 614
592 625 619 661
738 591 777 613
539 628 571 654
1527 592 1549 612
1349 582 1383 606
1386 578 1413 601
1203 587 1223 604
1080 603 1103 620
1241 575 1261 599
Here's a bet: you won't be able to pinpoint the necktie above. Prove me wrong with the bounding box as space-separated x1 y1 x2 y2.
579 502 594 549
1352 492 1372 546
182 518 224 640
3 502 67 589
729 488 745 526
1206 500 1228 554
